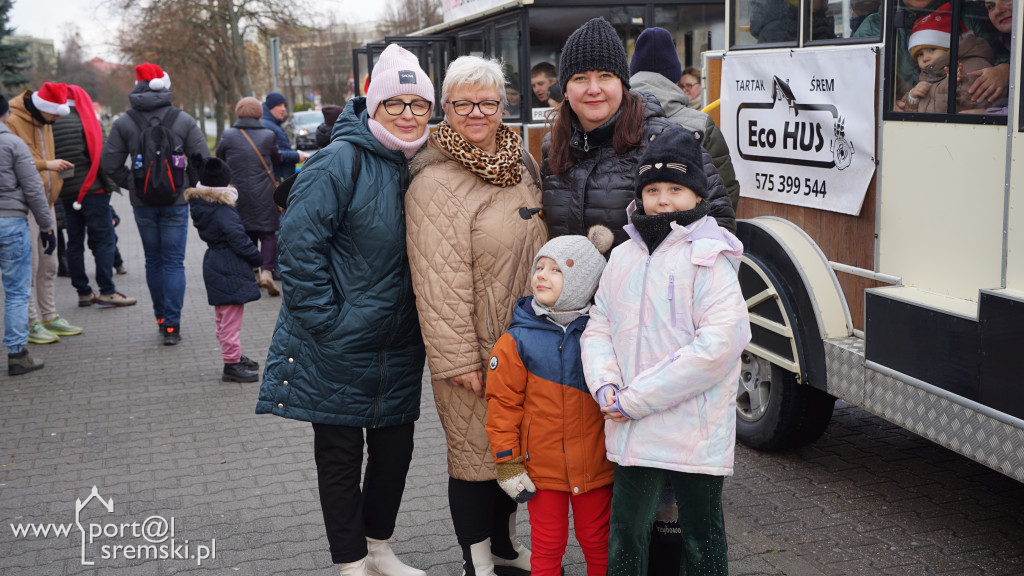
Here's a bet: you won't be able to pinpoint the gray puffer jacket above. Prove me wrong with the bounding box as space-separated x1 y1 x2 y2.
630 72 740 209
541 91 735 248
100 84 209 206
0 123 53 229
216 117 282 232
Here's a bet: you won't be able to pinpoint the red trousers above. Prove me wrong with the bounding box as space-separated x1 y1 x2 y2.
527 485 612 576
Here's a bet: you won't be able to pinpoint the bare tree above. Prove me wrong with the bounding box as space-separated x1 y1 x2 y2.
111 0 300 138
380 0 443 36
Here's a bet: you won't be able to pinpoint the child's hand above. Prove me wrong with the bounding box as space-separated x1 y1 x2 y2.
449 370 484 397
495 457 536 503
601 387 628 422
910 81 932 99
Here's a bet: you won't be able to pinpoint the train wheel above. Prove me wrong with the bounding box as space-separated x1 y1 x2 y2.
736 251 836 451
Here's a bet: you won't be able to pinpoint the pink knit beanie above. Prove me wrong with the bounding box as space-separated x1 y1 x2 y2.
366 44 435 119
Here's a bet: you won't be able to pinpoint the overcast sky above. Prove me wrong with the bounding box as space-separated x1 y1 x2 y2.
11 0 384 62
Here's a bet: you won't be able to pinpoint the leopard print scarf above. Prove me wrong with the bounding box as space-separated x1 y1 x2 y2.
434 121 523 187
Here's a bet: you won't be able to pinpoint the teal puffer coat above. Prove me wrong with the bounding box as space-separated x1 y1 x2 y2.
256 98 425 427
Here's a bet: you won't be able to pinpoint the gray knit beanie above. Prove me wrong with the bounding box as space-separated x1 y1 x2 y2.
558 18 631 95
533 225 615 310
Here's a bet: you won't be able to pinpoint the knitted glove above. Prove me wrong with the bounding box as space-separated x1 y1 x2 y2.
495 457 536 503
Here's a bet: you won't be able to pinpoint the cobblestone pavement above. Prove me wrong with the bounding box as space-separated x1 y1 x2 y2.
2 194 1023 575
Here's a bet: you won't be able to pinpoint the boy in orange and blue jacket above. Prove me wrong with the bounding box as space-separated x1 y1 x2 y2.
484 226 613 576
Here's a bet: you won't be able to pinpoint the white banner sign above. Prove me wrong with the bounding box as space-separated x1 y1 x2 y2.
721 47 876 215
444 0 509 22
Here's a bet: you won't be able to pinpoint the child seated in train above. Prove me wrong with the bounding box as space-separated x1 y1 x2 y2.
900 2 994 113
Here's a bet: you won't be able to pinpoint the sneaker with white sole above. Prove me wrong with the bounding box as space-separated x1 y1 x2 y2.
43 316 83 336
96 292 137 307
28 322 60 344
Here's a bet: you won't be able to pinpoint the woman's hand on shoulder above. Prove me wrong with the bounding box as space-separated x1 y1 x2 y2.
449 369 485 398
967 63 1010 105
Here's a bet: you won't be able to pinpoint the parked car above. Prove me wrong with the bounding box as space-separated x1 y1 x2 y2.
285 110 324 150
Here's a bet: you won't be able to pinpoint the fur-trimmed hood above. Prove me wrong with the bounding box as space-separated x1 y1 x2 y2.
184 184 237 206
408 137 453 178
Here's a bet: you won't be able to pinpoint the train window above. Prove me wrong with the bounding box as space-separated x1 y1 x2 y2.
887 0 1009 116
735 0 883 45
527 6 646 121
652 4 726 67
496 21 522 120
739 0 800 44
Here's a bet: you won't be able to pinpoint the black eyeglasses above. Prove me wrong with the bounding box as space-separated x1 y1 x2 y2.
381 99 432 116
448 100 501 116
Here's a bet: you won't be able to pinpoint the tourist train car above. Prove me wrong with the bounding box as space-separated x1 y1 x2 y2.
706 0 1024 480
353 0 726 161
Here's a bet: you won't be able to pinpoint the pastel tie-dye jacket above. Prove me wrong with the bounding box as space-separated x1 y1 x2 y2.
581 211 751 476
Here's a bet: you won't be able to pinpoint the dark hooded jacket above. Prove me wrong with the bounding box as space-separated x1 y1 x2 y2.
256 97 425 427
185 185 262 306
216 117 282 232
541 91 735 247
100 83 209 207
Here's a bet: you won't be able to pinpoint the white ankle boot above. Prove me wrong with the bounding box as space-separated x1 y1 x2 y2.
461 538 497 576
492 513 531 572
366 537 426 576
340 556 368 576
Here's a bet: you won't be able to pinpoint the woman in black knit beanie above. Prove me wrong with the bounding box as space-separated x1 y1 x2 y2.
540 17 735 248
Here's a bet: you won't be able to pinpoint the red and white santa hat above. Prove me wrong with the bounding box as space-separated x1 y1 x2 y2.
908 3 965 58
135 62 171 91
31 82 71 116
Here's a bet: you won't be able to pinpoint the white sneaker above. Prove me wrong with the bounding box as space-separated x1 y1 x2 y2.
366 537 426 576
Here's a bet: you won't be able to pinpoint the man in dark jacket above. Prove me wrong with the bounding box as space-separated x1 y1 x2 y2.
260 92 307 181
100 62 209 345
53 85 137 309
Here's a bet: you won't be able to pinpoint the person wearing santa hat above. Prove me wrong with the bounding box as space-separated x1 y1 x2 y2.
101 62 210 346
7 82 84 346
53 85 138 309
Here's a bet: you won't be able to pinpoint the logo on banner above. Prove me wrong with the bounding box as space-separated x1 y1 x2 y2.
736 76 854 170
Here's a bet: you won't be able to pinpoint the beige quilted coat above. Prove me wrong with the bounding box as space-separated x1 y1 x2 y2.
406 137 548 481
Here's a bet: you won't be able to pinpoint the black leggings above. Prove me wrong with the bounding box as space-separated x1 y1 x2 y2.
312 422 415 564
448 476 518 555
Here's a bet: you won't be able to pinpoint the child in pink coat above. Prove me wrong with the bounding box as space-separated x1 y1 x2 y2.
580 127 751 576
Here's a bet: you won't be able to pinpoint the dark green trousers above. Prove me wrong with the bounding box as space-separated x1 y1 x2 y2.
608 464 727 576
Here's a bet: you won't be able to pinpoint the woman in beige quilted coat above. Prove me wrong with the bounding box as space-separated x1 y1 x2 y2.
406 55 548 576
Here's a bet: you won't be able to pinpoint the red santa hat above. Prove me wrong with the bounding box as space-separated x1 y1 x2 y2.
908 4 964 58
30 82 71 116
135 62 171 91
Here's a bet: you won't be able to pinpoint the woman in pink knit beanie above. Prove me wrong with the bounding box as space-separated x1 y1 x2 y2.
256 43 435 576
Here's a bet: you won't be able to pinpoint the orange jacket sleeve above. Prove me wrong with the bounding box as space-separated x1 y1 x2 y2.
484 333 528 464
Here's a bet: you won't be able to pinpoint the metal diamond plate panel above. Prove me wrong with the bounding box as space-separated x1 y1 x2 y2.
864 370 1024 482
825 337 865 405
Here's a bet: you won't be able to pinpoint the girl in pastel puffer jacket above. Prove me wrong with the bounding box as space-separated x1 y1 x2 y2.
580 127 751 576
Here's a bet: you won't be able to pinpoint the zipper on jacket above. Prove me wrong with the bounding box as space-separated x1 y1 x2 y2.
485 294 496 342
633 254 653 367
582 133 590 152
373 270 408 428
668 275 676 328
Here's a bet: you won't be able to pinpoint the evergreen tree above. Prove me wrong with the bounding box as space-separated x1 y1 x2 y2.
0 0 30 93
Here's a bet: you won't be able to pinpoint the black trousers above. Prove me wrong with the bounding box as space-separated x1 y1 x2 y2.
448 477 518 555
312 422 415 564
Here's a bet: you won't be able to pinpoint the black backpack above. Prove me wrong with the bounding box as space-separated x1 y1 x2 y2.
126 108 186 205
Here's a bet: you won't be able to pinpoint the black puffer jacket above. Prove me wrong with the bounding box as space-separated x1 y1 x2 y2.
541 91 735 247
52 105 117 203
216 117 282 233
